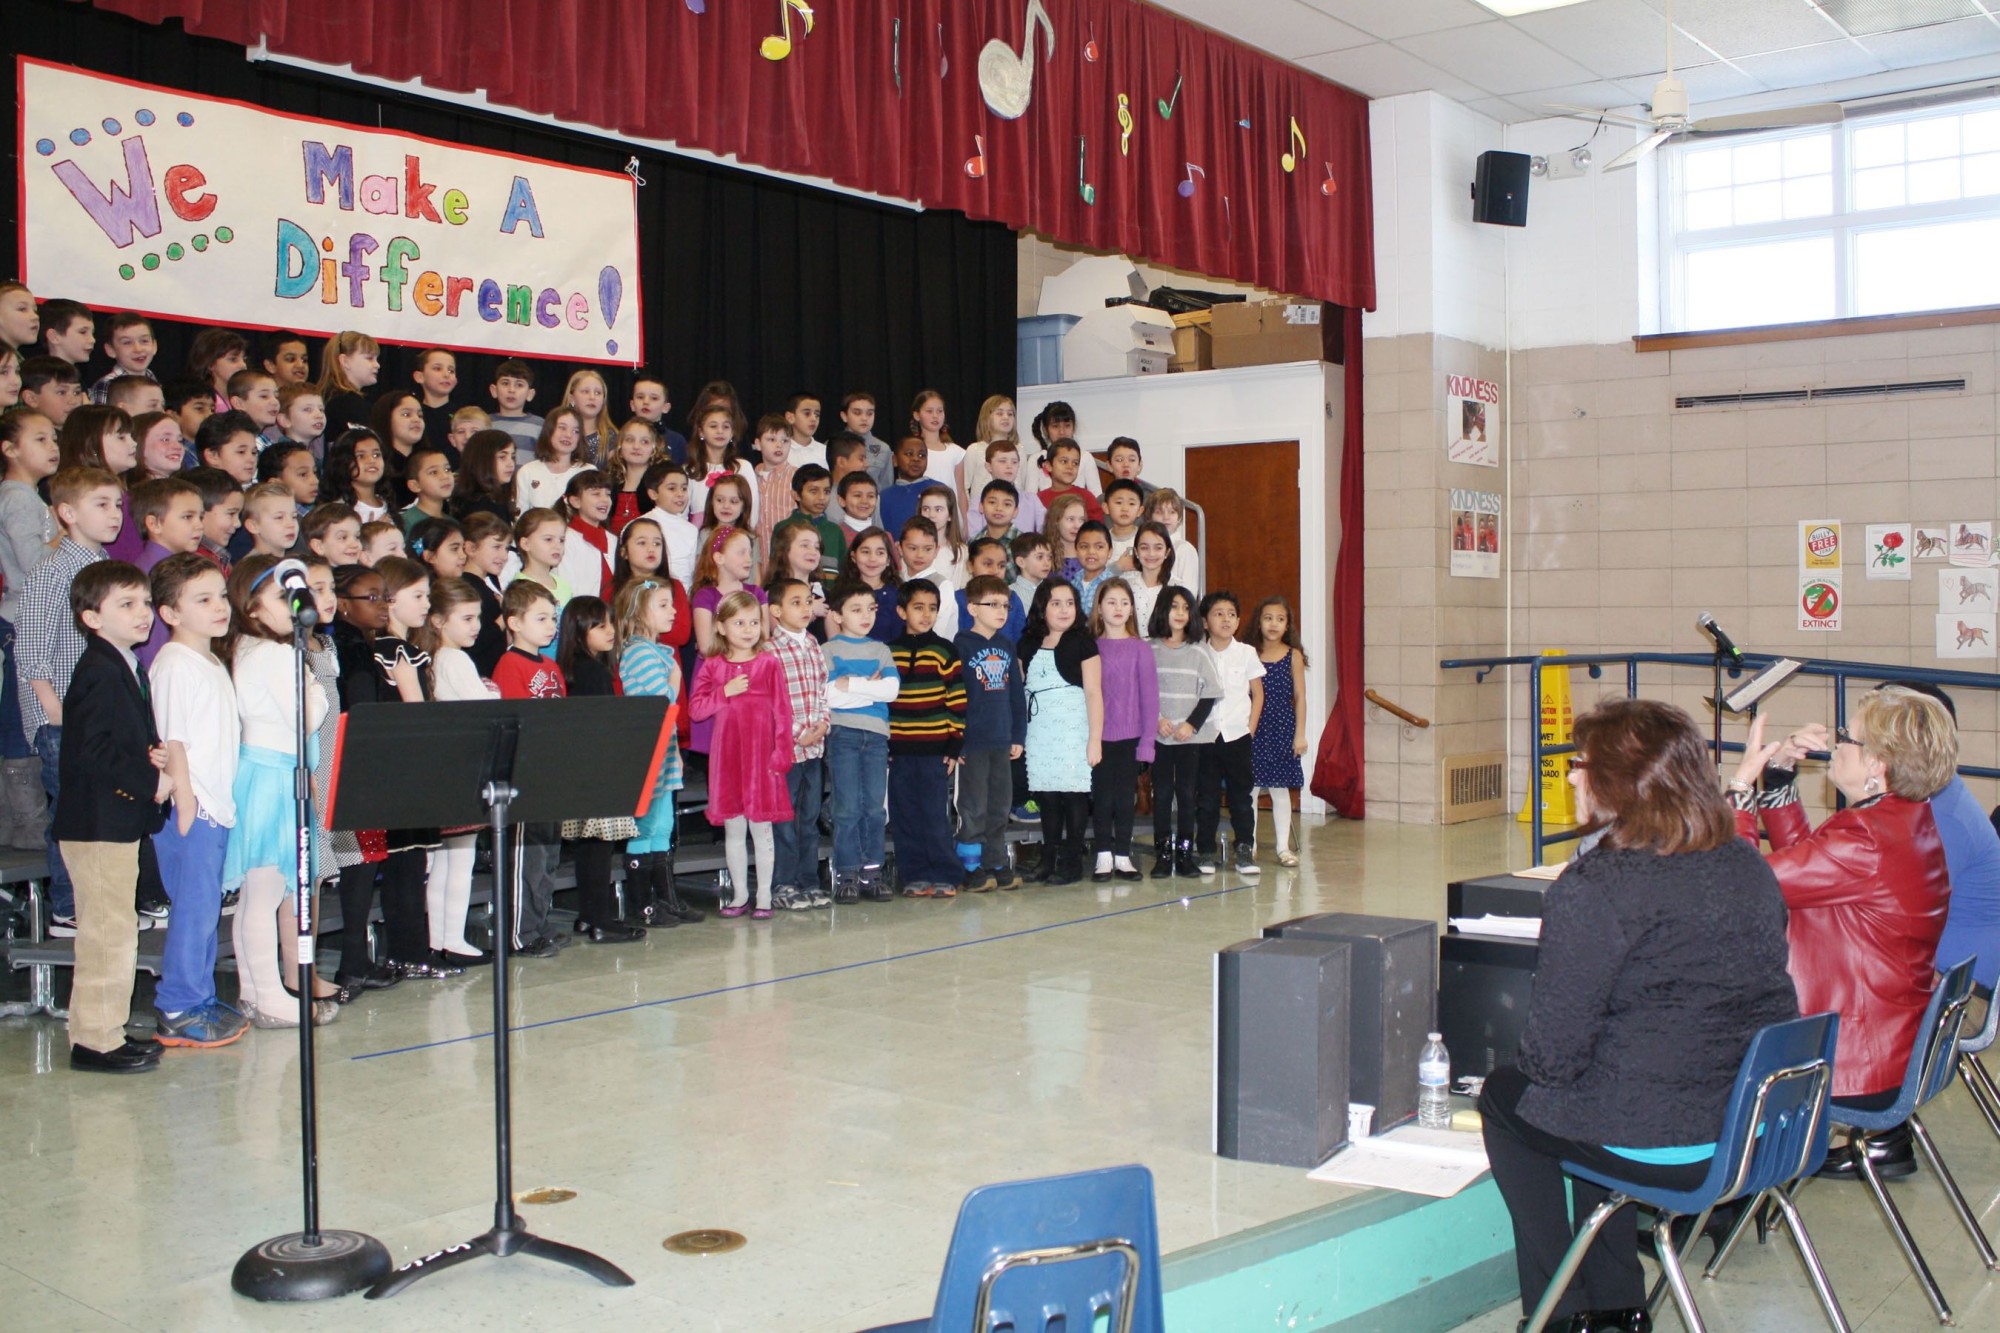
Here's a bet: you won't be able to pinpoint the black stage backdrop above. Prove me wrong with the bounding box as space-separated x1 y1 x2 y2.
1 0 1019 442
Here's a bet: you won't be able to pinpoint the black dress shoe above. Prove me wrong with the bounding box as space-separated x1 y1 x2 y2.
1817 1123 1916 1180
586 920 646 943
1588 1308 1653 1332
1637 1199 1745 1262
334 964 402 991
438 948 493 968
71 1040 161 1074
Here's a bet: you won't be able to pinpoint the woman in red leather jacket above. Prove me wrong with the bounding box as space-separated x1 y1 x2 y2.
1730 687 1956 1175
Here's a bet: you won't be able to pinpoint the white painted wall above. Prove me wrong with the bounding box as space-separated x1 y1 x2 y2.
1499 117 1651 349
1016 363 1343 814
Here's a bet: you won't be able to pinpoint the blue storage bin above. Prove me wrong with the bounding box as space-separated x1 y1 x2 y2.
1017 314 1081 386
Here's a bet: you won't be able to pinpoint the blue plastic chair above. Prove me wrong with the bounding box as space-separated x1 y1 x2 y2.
1821 956 1996 1325
857 1164 1164 1333
1523 1014 1845 1333
1955 981 2000 1142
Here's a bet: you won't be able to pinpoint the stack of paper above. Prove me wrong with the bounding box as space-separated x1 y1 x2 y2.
1307 1125 1492 1198
1447 914 1542 939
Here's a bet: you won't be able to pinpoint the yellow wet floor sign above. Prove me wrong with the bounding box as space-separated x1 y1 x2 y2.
1519 649 1578 826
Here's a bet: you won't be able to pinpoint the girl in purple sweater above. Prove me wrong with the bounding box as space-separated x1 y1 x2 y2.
1090 581 1158 882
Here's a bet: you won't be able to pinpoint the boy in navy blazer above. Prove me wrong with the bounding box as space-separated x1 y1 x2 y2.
54 561 172 1074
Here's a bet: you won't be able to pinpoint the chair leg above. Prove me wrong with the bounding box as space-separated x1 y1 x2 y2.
1766 1187 1854 1333
1645 1203 1715 1316
1523 1195 1630 1333
1964 1054 2000 1142
1855 1136 1955 1325
1705 1188 1767 1279
1652 1215 1709 1333
1908 1114 2000 1270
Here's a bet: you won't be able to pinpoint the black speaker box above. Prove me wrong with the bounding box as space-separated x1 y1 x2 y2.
1473 150 1531 227
1215 937 1352 1167
1262 914 1437 1129
1439 933 1540 1079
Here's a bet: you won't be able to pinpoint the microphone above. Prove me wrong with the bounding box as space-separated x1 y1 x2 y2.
271 558 319 629
1697 612 1743 665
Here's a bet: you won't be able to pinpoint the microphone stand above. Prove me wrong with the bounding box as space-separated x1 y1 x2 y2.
232 597 390 1301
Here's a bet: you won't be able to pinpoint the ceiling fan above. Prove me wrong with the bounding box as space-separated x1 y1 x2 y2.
1545 0 1843 170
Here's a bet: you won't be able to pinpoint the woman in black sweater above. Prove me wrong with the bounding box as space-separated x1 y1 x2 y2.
1480 698 1797 1333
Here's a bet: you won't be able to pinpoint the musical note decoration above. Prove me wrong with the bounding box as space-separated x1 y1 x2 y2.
1238 118 1252 130
892 18 902 95
980 0 1055 120
1158 73 1183 120
1282 116 1305 173
1078 137 1095 205
1117 93 1134 156
966 135 987 179
761 0 815 61
1322 163 1337 197
1086 22 1100 63
1177 163 1205 199
939 23 948 78
685 0 705 11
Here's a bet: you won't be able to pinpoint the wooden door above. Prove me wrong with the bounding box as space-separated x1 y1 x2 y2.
1183 440 1301 615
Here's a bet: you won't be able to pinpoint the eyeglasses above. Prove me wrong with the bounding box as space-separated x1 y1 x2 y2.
342 592 385 603
1835 727 1862 748
972 599 1011 609
1568 757 1589 771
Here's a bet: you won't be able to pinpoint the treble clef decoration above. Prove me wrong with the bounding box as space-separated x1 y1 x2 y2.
979 0 1056 120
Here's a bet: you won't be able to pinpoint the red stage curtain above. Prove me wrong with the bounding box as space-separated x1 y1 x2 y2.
85 0 1374 309
1311 303 1366 819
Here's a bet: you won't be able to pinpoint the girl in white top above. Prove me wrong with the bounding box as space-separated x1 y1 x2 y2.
638 460 701 585
417 576 498 962
1145 488 1202 595
917 487 969 590
222 556 332 1028
686 402 760 531
910 389 966 499
1123 521 1191 635
514 406 589 513
957 395 1017 521
561 368 615 466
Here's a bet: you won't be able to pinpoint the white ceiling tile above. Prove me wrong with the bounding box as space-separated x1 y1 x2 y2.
1636 0 1850 59
1397 20 1600 95
1508 0 1707 80
1728 40 1890 89
1670 60 1771 102
1150 0 1374 59
1511 79 1654 118
1861 15 2000 69
1298 0 1497 42
1295 42 1487 100
1464 95 1540 124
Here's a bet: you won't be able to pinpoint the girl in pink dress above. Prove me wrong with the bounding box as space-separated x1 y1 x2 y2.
690 589 794 919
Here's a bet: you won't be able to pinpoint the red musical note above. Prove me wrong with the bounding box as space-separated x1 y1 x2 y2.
965 135 987 179
1321 163 1337 197
1086 21 1100 63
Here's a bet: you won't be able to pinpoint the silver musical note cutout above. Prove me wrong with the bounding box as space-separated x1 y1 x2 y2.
979 0 1055 120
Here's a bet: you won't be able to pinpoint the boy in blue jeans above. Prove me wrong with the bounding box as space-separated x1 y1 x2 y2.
822 582 898 903
147 554 249 1047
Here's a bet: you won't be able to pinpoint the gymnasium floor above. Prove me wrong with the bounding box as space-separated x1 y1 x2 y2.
1 815 1995 1332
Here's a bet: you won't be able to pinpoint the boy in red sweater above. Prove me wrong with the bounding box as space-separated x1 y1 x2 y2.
1037 439 1104 523
491 581 567 954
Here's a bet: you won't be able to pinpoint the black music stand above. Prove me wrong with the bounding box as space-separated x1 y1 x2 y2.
326 697 674 1299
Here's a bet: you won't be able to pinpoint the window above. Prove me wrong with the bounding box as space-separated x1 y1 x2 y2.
1663 97 2000 331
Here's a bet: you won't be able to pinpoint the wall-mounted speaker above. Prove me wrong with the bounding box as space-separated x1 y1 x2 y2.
1472 150 1531 227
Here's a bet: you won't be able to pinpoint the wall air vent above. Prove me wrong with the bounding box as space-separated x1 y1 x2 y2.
1675 378 1966 409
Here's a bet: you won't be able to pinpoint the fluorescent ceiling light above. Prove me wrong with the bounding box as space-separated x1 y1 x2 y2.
1473 0 1592 15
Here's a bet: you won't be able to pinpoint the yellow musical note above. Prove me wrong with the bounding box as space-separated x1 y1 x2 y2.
1117 93 1134 157
760 0 815 62
979 0 1056 120
1282 116 1305 173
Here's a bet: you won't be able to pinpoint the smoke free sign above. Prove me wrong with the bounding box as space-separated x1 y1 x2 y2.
19 59 641 364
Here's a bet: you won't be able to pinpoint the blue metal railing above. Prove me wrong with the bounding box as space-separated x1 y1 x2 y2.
1439 650 2000 866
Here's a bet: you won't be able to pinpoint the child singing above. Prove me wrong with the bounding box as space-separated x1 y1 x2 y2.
689 591 794 919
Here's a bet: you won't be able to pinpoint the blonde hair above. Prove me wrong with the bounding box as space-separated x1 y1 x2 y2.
1853 686 1959 801
314 330 380 397
1044 492 1089 553
708 589 767 657
1144 487 1186 529
974 395 1018 446
561 369 616 458
242 480 295 520
613 575 673 655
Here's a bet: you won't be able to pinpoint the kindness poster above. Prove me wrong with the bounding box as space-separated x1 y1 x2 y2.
18 59 642 364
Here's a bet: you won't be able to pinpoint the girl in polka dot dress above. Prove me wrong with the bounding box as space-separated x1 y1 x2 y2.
1249 597 1309 868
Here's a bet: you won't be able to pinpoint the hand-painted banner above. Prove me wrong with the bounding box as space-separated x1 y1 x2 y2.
18 59 642 365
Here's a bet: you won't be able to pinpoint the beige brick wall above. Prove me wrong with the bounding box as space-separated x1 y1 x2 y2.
1505 322 2000 813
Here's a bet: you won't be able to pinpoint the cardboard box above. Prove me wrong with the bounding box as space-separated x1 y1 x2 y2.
1170 325 1213 372
1211 299 1335 369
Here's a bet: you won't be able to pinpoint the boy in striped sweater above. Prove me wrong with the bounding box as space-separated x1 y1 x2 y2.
887 579 966 898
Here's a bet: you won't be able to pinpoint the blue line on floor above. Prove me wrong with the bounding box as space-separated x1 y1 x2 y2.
351 883 1256 1060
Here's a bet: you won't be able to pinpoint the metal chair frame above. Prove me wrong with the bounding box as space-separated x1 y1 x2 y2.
1956 987 2000 1142
970 1238 1141 1333
1523 1015 1846 1333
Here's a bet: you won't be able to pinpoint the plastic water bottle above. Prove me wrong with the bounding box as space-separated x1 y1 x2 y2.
1418 1032 1452 1129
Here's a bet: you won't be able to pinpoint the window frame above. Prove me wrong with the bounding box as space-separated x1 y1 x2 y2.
1659 94 2000 333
